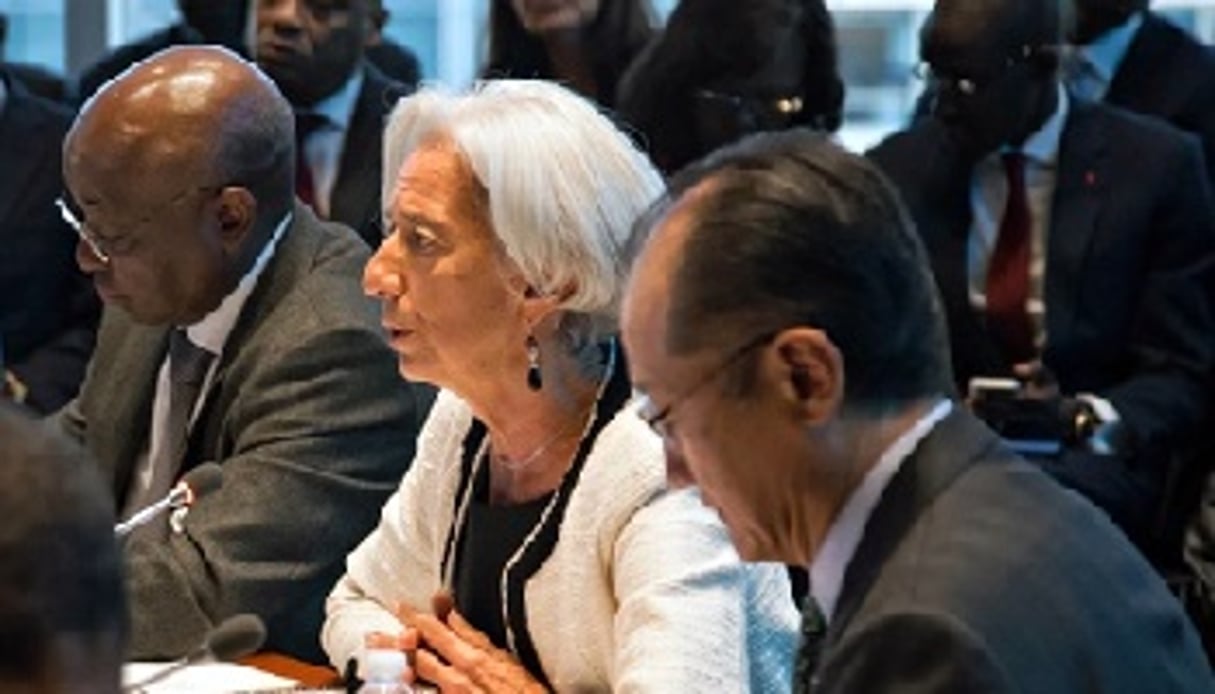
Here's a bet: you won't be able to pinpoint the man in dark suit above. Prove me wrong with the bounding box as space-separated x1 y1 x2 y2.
0 402 125 691
1065 0 1215 181
364 0 420 88
54 46 432 664
0 68 99 413
868 0 1215 553
75 0 250 103
255 0 410 249
622 128 1212 692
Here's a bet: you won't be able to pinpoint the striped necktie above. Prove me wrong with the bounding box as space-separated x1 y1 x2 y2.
792 594 827 694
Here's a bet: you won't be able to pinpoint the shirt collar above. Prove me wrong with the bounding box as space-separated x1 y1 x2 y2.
185 212 291 355
307 67 364 132
1005 84 1069 167
809 398 953 622
1076 11 1144 85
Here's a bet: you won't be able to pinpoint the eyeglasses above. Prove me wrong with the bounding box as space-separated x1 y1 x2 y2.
638 331 777 440
691 88 806 134
56 185 226 264
913 45 1040 98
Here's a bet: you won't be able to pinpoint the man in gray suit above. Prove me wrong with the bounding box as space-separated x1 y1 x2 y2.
55 46 432 664
622 130 1213 691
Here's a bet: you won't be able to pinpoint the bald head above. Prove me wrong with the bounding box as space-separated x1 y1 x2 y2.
71 46 294 217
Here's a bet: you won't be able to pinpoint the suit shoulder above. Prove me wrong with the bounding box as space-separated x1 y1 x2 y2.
361 63 413 115
1075 100 1203 157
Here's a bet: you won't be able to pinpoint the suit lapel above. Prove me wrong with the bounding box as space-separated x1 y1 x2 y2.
331 64 401 243
96 323 169 499
825 409 999 647
1045 104 1105 364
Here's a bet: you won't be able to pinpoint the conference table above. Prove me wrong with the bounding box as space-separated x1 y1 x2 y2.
240 653 343 688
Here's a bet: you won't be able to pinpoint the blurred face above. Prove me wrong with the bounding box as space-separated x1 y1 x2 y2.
509 0 602 34
255 0 368 106
622 200 808 563
692 20 808 159
920 6 1049 159
63 134 233 327
363 138 531 392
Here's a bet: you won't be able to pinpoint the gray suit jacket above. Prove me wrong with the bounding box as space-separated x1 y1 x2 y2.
55 203 434 663
806 409 1212 692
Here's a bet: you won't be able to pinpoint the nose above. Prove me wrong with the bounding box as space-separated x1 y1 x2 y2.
363 238 402 299
257 0 304 35
663 437 695 489
75 237 107 275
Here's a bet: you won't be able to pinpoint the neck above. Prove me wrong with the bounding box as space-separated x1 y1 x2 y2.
465 339 608 502
787 398 940 567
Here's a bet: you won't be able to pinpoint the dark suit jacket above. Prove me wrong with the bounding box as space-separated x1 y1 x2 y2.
0 71 99 412
55 204 435 663
328 63 411 249
869 102 1215 474
1104 12 1215 183
805 408 1212 692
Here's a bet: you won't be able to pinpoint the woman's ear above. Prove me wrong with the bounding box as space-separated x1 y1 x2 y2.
770 328 845 424
521 279 578 332
216 186 257 255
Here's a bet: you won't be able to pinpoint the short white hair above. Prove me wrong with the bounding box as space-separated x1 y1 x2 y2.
382 80 665 344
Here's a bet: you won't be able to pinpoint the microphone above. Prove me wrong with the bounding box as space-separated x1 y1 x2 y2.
123 613 267 692
115 463 223 539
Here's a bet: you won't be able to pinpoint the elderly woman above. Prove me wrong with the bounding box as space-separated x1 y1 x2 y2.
321 80 797 691
483 0 654 107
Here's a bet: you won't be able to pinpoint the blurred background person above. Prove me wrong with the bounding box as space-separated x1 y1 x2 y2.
255 0 411 249
323 80 797 692
1064 0 1215 182
56 46 429 664
484 0 655 108
617 0 844 174
364 0 420 89
623 128 1213 693
75 0 251 103
0 57 98 414
869 0 1215 564
0 402 125 693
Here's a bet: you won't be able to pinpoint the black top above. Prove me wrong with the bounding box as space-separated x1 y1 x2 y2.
453 461 553 650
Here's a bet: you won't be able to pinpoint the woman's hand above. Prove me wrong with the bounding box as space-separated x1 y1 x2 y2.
396 595 547 693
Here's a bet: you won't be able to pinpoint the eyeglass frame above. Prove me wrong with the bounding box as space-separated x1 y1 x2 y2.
637 330 778 440
913 44 1042 98
56 185 228 264
691 88 807 131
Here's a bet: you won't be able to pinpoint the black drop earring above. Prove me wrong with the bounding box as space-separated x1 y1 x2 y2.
526 334 543 391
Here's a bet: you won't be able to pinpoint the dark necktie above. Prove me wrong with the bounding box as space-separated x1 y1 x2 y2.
985 151 1036 364
123 330 214 541
792 594 827 694
294 112 330 211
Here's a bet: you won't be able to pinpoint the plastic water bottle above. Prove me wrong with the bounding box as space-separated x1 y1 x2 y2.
357 648 412 693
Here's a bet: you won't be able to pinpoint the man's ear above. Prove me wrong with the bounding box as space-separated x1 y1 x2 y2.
216 186 257 255
769 327 844 425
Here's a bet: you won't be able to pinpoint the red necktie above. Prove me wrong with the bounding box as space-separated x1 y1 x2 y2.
294 113 329 211
986 152 1035 363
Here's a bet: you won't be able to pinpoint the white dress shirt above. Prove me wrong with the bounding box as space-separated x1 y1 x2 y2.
810 398 952 622
128 213 292 506
298 69 364 218
967 85 1069 352
1067 12 1145 102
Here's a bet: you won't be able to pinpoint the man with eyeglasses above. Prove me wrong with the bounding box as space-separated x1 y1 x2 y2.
53 45 432 664
623 128 1213 693
869 0 1215 564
